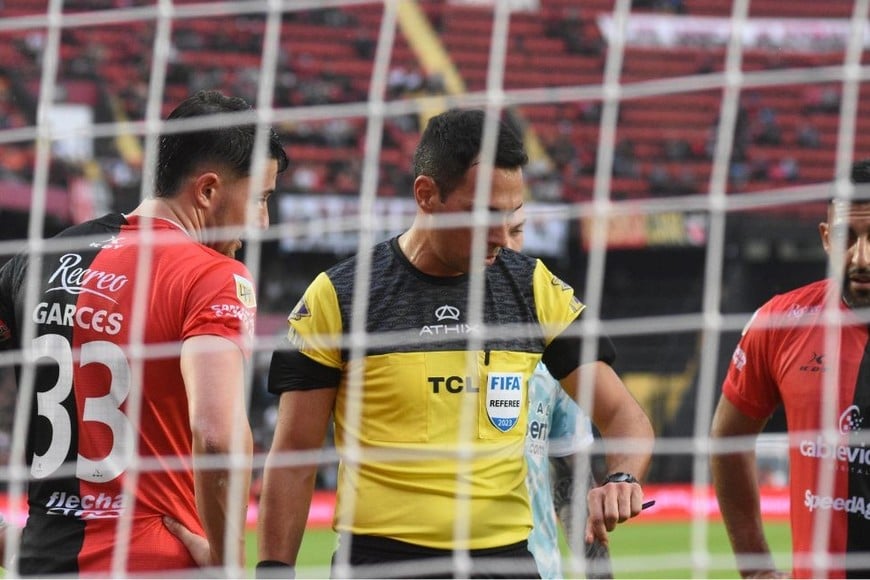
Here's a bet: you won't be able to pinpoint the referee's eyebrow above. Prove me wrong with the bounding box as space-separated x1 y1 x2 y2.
487 203 524 214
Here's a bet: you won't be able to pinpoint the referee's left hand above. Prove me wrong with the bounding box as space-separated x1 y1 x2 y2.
584 480 644 546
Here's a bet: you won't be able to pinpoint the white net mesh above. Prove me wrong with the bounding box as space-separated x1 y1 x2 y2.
2 0 870 577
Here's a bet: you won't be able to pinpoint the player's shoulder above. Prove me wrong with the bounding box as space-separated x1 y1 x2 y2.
762 279 829 314
52 212 127 240
743 279 828 336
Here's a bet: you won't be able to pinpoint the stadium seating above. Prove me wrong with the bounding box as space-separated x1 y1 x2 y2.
1 0 869 213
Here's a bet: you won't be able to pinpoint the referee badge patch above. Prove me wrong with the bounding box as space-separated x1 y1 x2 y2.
486 372 523 432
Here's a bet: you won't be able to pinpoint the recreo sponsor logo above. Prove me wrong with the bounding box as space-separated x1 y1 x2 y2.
46 253 129 303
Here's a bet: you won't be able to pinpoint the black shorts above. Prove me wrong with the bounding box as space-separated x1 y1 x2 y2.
330 534 540 579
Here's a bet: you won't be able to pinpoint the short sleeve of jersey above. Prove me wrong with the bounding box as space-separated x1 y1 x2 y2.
284 271 343 370
721 305 782 420
181 261 257 359
547 375 594 457
532 260 585 346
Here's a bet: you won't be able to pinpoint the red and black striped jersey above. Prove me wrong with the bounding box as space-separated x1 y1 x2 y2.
0 213 256 575
723 279 870 579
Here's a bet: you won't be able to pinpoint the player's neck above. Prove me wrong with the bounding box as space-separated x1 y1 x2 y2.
129 198 194 238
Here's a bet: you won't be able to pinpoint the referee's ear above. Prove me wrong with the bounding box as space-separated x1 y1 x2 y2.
414 175 440 213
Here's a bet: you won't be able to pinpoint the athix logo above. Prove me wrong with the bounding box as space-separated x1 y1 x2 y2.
435 305 460 321
46 253 128 303
420 305 476 337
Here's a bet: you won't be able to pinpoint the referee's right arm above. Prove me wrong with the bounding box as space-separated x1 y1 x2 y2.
258 386 336 573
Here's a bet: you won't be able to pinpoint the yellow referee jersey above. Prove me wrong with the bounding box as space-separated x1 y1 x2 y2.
273 237 584 550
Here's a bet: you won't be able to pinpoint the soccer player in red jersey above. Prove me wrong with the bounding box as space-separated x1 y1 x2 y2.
0 90 287 576
712 159 870 579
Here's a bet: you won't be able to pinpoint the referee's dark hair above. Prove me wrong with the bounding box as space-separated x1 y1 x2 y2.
852 158 870 186
413 108 529 201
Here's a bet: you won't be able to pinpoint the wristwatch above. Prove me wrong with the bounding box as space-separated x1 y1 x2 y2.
603 472 639 485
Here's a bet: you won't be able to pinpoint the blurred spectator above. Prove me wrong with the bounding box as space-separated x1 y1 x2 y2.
750 157 772 181
730 160 750 191
647 163 672 196
613 139 640 178
664 138 692 161
752 106 782 146
796 119 821 148
549 133 578 172
674 167 699 195
803 85 840 114
770 157 800 182
353 30 375 59
387 65 424 99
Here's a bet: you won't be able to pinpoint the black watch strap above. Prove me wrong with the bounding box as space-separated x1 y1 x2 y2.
603 471 639 485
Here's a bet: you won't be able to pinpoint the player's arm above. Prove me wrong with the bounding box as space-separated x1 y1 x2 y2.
257 383 336 571
559 361 654 546
181 334 253 568
710 396 785 579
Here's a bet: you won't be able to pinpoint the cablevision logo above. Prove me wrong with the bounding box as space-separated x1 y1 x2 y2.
799 405 870 473
801 405 870 518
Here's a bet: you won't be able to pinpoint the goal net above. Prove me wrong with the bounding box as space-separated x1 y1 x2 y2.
1 0 868 577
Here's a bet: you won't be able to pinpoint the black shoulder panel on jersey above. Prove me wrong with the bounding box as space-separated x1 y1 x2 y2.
542 319 617 381
268 347 341 394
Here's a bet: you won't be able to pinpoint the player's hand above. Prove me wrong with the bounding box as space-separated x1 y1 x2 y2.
163 516 211 567
584 480 644 546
